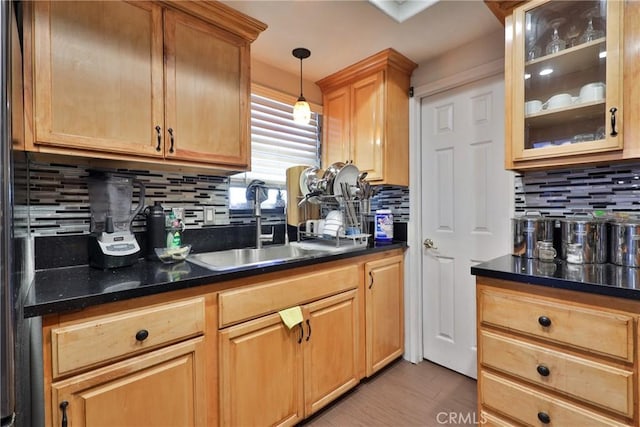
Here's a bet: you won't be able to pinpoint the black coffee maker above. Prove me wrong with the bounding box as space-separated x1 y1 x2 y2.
87 171 145 269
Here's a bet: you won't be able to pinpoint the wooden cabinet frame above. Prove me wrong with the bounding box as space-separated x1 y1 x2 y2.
476 277 638 426
21 0 266 174
317 49 417 186
505 0 640 171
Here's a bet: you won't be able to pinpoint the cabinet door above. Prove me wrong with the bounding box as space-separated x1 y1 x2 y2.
51 338 206 427
322 86 351 166
303 289 359 416
219 312 304 427
164 10 249 168
365 255 404 376
351 71 384 181
509 0 623 164
32 1 164 157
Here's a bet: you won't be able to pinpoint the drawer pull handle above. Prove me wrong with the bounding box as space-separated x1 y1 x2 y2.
537 411 551 424
610 107 618 137
60 401 69 427
135 329 149 342
306 319 311 341
536 364 550 377
297 323 304 344
369 271 374 289
538 316 551 327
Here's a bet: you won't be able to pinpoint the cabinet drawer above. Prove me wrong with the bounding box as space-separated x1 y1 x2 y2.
480 371 632 427
480 411 518 427
51 297 205 378
479 288 634 362
218 264 359 327
480 330 634 417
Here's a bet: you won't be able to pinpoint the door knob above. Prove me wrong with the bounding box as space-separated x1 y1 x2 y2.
423 238 437 249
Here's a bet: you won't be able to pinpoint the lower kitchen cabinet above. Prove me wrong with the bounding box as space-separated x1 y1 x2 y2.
39 248 405 427
476 277 637 426
364 255 404 376
219 289 359 426
50 338 206 427
42 293 214 427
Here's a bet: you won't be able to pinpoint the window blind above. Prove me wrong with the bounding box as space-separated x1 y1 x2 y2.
232 92 320 187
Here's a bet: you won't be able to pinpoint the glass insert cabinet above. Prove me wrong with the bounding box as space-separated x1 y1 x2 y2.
508 0 623 165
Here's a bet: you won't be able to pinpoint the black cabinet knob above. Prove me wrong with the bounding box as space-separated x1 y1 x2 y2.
538 316 552 327
135 329 149 342
537 411 551 424
536 364 550 377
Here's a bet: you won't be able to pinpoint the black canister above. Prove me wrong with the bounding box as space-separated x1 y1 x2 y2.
145 201 166 260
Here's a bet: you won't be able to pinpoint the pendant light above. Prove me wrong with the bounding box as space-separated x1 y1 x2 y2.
292 47 311 125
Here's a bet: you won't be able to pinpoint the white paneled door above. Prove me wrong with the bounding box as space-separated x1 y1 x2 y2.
421 74 512 378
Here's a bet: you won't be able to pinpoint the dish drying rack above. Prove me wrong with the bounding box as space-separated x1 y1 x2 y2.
297 196 372 248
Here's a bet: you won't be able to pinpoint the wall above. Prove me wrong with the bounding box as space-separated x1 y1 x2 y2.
252 58 322 106
411 29 505 88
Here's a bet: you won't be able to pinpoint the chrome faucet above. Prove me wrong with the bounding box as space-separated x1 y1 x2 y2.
246 180 273 249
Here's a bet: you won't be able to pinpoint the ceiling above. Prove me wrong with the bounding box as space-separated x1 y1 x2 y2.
221 0 503 83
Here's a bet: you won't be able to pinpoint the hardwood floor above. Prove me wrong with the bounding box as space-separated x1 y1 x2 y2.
301 359 478 427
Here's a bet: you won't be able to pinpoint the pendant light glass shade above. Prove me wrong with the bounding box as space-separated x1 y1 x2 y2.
293 97 311 125
292 48 311 125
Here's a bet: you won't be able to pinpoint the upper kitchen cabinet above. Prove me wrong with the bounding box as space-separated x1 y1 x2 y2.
22 1 265 173
505 0 628 170
317 49 417 186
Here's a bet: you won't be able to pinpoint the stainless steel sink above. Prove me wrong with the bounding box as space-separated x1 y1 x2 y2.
187 245 330 271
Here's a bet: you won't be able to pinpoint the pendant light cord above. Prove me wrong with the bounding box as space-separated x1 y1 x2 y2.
299 58 304 99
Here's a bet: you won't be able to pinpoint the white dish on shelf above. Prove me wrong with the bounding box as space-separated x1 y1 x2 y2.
525 100 543 114
579 82 605 103
545 93 572 109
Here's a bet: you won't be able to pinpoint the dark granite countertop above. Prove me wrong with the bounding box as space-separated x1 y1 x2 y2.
24 242 405 318
471 254 640 300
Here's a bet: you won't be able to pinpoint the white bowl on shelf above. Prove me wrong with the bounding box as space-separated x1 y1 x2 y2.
525 100 543 115
545 93 572 109
579 82 605 103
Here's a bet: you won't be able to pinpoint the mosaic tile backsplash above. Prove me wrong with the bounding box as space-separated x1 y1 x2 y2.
18 159 410 237
515 163 640 217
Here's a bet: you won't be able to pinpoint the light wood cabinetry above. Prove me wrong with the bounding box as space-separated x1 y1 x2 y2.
316 49 417 186
23 0 265 173
43 294 213 427
218 265 360 426
39 248 405 427
477 277 636 426
51 338 206 427
504 0 640 170
364 255 404 376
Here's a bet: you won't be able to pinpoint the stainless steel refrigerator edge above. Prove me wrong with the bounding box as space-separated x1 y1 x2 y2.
1 0 16 425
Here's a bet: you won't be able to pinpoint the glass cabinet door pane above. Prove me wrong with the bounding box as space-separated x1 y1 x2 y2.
523 1 607 151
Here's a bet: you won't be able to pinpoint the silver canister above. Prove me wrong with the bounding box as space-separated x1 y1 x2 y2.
560 216 608 264
512 213 554 258
610 219 640 267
